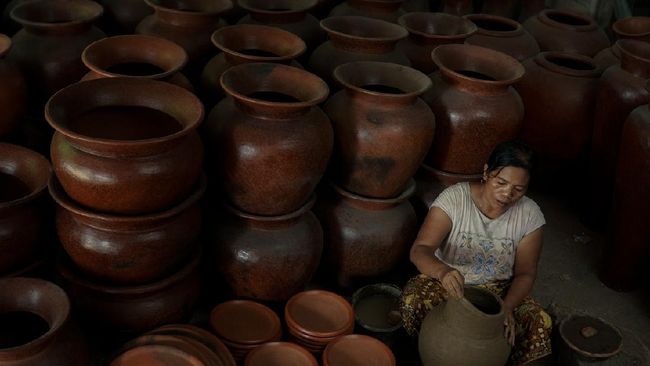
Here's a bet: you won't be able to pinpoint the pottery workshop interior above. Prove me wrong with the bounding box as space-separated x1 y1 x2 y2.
0 0 649 365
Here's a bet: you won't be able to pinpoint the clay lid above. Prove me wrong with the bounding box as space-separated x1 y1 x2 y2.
111 344 205 366
245 342 318 366
559 315 622 359
210 300 281 345
322 334 395 366
285 290 354 338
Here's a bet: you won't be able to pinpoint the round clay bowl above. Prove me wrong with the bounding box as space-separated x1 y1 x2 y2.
121 334 221 366
287 318 354 345
111 345 205 366
210 300 282 345
245 342 318 366
285 290 354 338
149 324 236 366
322 334 395 366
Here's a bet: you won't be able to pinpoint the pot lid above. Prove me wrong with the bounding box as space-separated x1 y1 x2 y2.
210 300 281 345
559 315 623 359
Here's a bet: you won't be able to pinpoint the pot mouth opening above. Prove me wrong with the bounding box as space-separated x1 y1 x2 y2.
11 0 103 28
0 144 51 209
463 287 501 315
352 283 403 332
145 0 232 14
398 12 477 38
238 0 317 14
321 16 408 42
617 39 650 63
334 61 431 98
613 16 650 38
433 44 524 85
544 53 596 71
0 34 10 57
465 14 519 33
212 25 306 61
540 9 594 29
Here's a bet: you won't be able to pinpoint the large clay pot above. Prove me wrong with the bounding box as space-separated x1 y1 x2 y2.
523 9 609 57
594 16 650 70
309 16 409 85
0 144 51 276
422 44 525 175
0 277 90 366
329 0 406 23
99 0 154 34
464 13 540 62
204 63 331 216
396 12 477 74
585 40 650 228
419 286 510 366
208 197 323 302
324 61 435 198
0 34 26 138
46 78 204 215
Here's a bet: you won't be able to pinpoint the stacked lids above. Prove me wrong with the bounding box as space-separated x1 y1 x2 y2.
323 334 396 366
245 342 318 366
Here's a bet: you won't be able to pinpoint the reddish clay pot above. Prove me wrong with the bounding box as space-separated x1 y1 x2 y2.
396 12 477 74
523 9 609 57
464 14 540 62
147 324 237 366
0 277 90 366
0 144 51 276
99 0 154 34
314 181 417 289
112 334 221 366
246 342 318 366
309 16 410 85
594 17 650 70
323 334 396 366
81 34 193 91
325 61 434 198
441 0 472 15
0 34 26 138
205 63 331 216
480 0 518 19
329 0 406 23
208 197 323 301
422 44 524 174
46 78 204 215
210 300 282 349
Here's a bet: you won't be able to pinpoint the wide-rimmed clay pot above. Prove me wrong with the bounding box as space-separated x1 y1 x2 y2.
246 342 318 366
200 24 306 106
99 0 154 34
147 324 237 366
208 197 323 301
0 144 51 276
0 277 90 366
329 0 406 23
464 13 540 62
396 12 477 74
523 9 609 57
594 16 650 70
325 61 434 198
423 44 525 175
0 34 26 138
81 34 193 91
46 77 204 215
309 16 410 85
205 63 331 216
323 334 396 366
419 286 510 365
351 283 402 346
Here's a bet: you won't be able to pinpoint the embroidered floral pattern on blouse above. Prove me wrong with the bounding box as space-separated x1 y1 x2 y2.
454 232 515 284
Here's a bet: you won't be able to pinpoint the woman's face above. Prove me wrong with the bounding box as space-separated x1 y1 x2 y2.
483 165 530 210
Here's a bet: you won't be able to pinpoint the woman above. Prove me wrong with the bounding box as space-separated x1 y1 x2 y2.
400 140 552 365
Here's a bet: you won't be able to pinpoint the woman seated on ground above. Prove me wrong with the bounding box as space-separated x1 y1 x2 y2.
399 140 552 365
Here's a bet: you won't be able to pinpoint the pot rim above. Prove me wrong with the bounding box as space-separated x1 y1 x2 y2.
323 334 396 366
321 16 408 43
143 0 233 16
210 300 282 345
612 16 650 38
0 143 52 210
237 0 317 15
211 24 306 62
10 0 103 29
534 51 600 78
351 282 403 333
536 8 597 32
454 286 505 319
333 61 431 100
285 290 354 338
398 12 477 40
245 342 318 366
463 13 524 37
617 39 650 65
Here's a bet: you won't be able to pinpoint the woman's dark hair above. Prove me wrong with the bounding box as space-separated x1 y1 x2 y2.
486 140 535 173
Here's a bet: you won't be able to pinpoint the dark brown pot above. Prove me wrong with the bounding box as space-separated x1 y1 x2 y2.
99 0 153 34
325 61 434 198
396 12 477 74
594 16 650 70
464 14 540 62
205 63 331 216
0 277 90 366
81 34 192 91
328 0 406 23
46 78 204 215
441 0 472 15
479 0 518 19
523 9 609 57
208 197 323 301
423 44 525 175
0 34 26 138
309 16 410 85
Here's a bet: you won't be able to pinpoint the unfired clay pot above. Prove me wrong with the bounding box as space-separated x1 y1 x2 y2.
328 0 406 23
0 34 26 138
594 16 650 71
464 13 540 62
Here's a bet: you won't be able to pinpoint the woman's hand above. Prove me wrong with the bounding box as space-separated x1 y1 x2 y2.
439 266 465 299
504 309 516 346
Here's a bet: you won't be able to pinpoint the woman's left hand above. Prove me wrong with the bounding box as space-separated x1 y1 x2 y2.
504 310 516 346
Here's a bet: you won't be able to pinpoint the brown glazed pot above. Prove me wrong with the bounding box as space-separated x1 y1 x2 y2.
81 34 193 91
523 9 609 57
464 13 540 62
594 16 650 70
205 63 331 216
328 0 406 23
0 144 51 276
423 44 525 175
309 16 410 85
99 0 154 34
419 286 510 366
396 12 477 74
314 181 418 289
585 40 650 228
208 197 323 301
325 61 435 198
0 34 26 138
46 78 204 215
0 277 90 366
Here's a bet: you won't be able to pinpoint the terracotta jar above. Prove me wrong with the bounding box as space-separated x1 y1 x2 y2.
99 0 153 34
0 144 51 276
441 0 472 15
419 286 510 366
594 16 650 70
46 78 204 215
314 181 418 289
422 44 525 175
309 16 409 85
329 0 406 23
396 12 477 74
0 277 90 366
585 40 650 228
208 198 323 301
0 34 26 138
480 0 518 19
324 61 435 198
523 9 609 57
464 14 540 62
81 34 192 91
205 63 331 216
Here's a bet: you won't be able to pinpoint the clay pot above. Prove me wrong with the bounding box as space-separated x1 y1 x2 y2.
208 197 323 301
99 0 154 34
523 9 609 57
464 13 540 62
480 0 518 19
0 34 26 138
351 283 402 345
205 63 331 216
441 0 472 16
314 181 418 289
325 61 435 198
147 324 236 366
422 44 525 175
0 277 90 366
594 16 650 70
46 78 204 215
419 286 510 365
329 0 406 23
246 342 318 366
81 34 193 91
0 144 51 276
112 334 221 366
309 16 410 85
396 12 477 74
323 334 396 366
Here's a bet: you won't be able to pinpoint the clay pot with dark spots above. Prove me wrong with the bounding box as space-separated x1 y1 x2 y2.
0 34 26 138
594 16 650 70
98 0 153 34
324 61 435 198
463 14 540 62
328 0 406 23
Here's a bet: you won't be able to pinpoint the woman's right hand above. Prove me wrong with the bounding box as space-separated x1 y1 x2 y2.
439 266 465 299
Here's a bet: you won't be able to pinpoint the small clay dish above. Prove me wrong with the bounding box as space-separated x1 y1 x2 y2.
150 324 236 366
210 300 282 345
285 290 354 338
111 344 205 366
287 319 354 344
322 334 396 366
245 342 318 366
117 334 220 366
